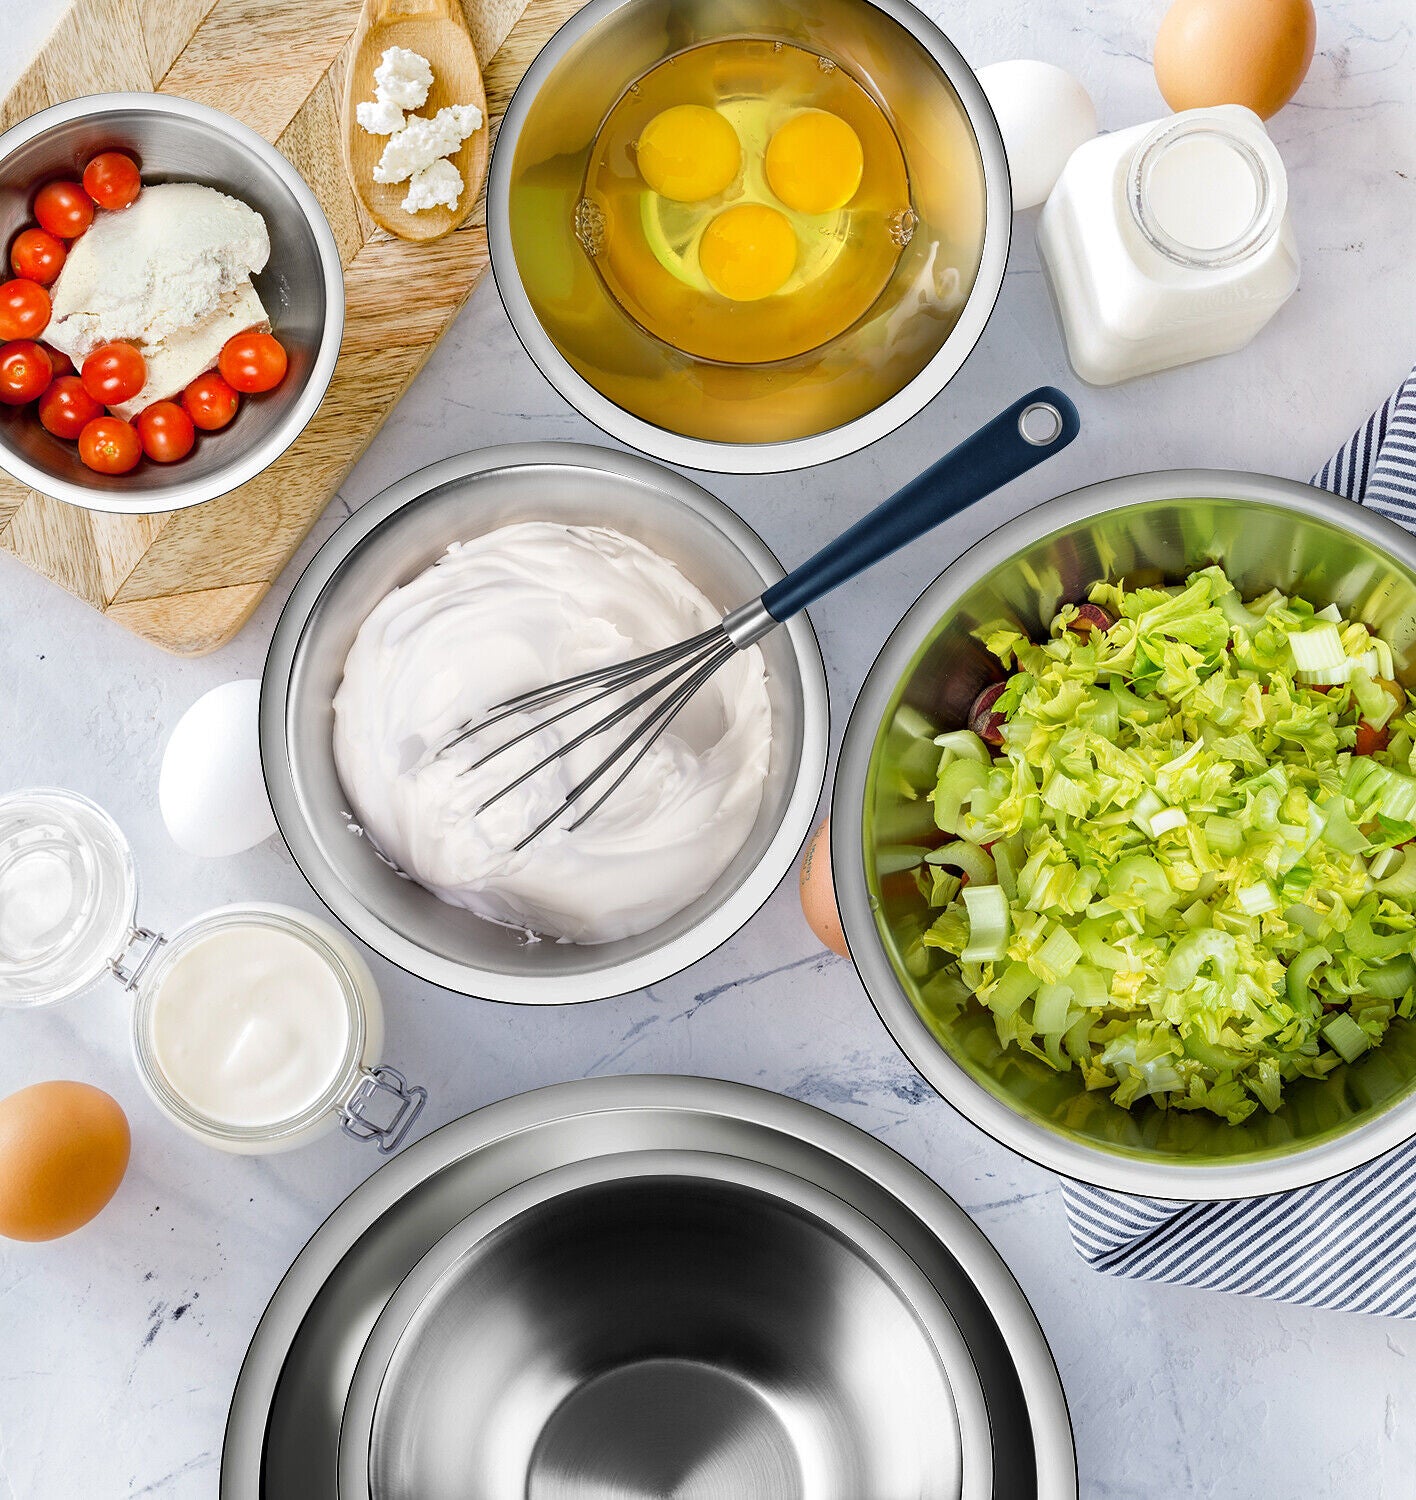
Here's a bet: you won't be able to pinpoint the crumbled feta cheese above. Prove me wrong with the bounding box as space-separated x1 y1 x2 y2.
373 106 483 185
402 159 464 214
356 98 405 136
373 47 432 112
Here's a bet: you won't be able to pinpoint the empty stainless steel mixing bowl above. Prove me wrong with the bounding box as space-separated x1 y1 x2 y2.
487 0 1010 473
339 1150 992 1500
0 93 343 514
260 444 829 1003
834 471 1416 1199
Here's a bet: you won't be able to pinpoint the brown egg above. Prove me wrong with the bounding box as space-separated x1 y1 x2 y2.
1155 0 1316 120
0 1081 130 1242
799 818 849 957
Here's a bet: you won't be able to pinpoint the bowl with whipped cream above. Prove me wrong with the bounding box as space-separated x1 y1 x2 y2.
260 444 830 1003
0 93 343 513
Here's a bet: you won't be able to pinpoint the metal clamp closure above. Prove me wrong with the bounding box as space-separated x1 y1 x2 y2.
109 926 166 993
340 1066 428 1154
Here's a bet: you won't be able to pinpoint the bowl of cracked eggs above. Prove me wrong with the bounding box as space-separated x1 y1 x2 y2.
486 0 1011 473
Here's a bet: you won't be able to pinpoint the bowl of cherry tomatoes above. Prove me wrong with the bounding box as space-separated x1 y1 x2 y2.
0 93 343 514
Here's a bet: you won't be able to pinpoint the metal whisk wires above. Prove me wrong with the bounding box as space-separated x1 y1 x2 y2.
437 620 743 852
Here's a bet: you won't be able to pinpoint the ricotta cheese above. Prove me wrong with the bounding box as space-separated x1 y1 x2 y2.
373 105 483 184
109 282 269 421
402 158 464 214
46 183 268 363
372 46 432 111
355 98 405 136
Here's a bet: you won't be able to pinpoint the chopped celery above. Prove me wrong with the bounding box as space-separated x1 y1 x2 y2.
910 565 1416 1122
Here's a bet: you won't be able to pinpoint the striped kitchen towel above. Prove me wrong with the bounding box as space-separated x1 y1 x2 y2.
1061 366 1416 1318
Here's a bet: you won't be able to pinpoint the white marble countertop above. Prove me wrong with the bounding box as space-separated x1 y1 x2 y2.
3 1 1415 1495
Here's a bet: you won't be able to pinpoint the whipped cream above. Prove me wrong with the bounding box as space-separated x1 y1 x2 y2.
333 523 774 945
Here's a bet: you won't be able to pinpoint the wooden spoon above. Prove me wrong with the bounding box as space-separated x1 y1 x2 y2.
340 0 490 243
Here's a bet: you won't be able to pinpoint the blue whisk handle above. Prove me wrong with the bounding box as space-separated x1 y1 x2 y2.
759 386 1080 624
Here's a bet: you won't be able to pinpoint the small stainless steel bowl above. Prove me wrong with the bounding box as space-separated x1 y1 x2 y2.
260 443 829 1003
835 471 1416 1200
338 1150 991 1500
0 93 344 515
487 0 1010 473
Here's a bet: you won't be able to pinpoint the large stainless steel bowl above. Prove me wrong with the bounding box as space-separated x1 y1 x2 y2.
0 93 344 514
222 1077 1076 1499
834 471 1416 1200
487 0 1010 473
338 1150 991 1500
260 444 829 1003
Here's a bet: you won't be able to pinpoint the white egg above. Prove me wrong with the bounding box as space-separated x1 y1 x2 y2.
977 60 1099 211
159 679 277 857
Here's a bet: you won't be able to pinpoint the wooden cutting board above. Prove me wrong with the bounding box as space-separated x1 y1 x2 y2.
0 0 580 654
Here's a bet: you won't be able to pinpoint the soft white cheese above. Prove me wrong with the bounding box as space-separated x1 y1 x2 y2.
402 158 463 214
373 105 482 184
46 183 269 363
110 281 269 420
355 98 405 136
372 46 432 111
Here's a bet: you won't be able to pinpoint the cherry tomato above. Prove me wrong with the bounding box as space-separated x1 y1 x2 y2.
10 227 66 285
0 341 52 404
81 341 145 405
78 415 141 474
1355 722 1391 757
38 374 103 439
181 369 239 431
218 331 287 394
40 343 73 378
82 152 141 211
34 180 94 240
0 278 50 340
136 400 195 463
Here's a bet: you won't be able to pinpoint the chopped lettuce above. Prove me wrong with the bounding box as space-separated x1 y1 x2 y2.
916 566 1416 1124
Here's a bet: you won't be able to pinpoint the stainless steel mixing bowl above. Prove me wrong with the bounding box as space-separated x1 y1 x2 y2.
260 444 829 1003
834 470 1416 1200
338 1150 991 1500
0 93 343 514
222 1077 1076 1499
487 0 1010 473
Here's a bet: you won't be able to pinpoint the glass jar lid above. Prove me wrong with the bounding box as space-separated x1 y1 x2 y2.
0 788 138 1009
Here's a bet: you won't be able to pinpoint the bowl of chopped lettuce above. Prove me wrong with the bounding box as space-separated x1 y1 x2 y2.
833 470 1416 1197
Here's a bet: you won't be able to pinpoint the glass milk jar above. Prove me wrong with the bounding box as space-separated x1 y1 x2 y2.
0 788 425 1154
1038 105 1300 386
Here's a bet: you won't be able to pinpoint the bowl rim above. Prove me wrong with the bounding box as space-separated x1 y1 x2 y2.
336 1146 983 1500
220 1075 1076 1500
833 467 1416 1200
485 0 1013 475
259 442 831 1004
0 91 345 516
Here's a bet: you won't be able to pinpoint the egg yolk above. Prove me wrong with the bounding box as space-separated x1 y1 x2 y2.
765 109 864 215
698 204 798 301
636 105 741 203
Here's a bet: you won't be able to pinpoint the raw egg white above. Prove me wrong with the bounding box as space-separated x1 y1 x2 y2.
0 1081 130 1242
1154 0 1316 120
799 818 848 957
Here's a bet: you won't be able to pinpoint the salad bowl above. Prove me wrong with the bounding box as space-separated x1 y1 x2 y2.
834 470 1416 1199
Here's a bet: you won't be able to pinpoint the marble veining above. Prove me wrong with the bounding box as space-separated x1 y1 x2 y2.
1 0 1415 1495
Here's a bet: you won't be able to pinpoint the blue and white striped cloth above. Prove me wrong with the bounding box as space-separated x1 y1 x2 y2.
1062 366 1416 1318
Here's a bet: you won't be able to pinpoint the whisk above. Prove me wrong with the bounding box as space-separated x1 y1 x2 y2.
436 388 1079 848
